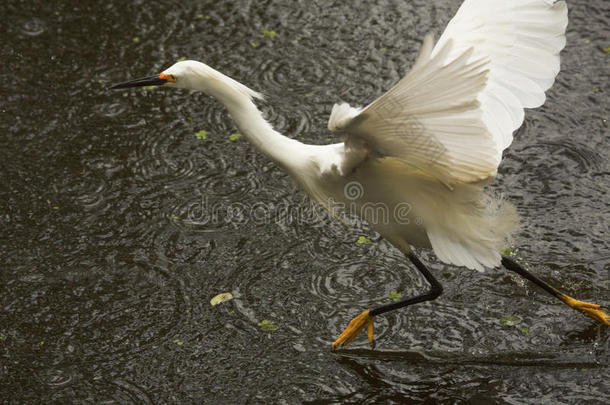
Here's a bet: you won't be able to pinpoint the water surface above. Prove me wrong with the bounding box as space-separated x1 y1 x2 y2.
1 0 609 403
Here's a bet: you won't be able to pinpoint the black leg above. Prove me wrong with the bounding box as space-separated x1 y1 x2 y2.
332 251 443 349
501 255 562 299
371 252 443 316
501 255 610 325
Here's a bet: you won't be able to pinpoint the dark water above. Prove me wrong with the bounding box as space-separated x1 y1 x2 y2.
1 0 609 403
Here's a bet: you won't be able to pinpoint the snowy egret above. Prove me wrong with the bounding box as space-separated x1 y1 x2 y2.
111 0 610 349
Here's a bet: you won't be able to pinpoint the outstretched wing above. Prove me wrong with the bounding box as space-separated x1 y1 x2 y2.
328 0 568 185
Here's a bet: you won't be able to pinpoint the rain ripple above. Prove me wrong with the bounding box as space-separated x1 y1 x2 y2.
21 18 47 37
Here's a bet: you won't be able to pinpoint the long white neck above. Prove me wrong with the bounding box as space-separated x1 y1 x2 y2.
197 71 310 173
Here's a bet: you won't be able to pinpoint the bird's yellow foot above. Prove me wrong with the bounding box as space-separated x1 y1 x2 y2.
558 293 610 325
331 309 374 350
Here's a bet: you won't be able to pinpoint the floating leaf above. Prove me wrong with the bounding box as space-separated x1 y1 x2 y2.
195 130 208 140
379 47 386 52
93 376 101 381
210 292 233 306
173 339 183 346
52 205 59 210
205 15 211 20
501 315 519 326
388 290 402 301
304 93 311 98
258 319 276 331
195 14 204 19
592 87 599 93
229 133 242 141
584 39 590 45
132 37 140 42
142 85 156 90
604 46 610 54
500 247 513 256
250 42 259 48
262 29 276 39
357 236 372 245
177 56 187 62
520 327 529 335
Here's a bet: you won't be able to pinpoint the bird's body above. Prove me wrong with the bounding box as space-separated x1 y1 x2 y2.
112 0 610 347
195 70 516 266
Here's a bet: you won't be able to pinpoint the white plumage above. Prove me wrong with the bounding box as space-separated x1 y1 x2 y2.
113 0 568 272
324 0 567 270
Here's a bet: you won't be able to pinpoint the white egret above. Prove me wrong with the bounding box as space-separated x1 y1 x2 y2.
112 0 610 349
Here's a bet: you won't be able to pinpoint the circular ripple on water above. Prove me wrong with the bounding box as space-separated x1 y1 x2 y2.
168 168 265 232
19 258 191 368
133 121 200 184
538 138 603 172
92 101 128 118
36 368 74 387
21 18 47 36
69 170 111 215
310 256 407 308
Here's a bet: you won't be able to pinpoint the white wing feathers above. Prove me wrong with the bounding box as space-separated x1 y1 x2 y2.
434 0 568 152
327 103 362 134
328 0 568 185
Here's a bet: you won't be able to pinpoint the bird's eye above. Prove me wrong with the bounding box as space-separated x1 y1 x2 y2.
159 73 177 83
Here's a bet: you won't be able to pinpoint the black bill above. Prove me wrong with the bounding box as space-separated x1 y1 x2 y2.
109 74 167 90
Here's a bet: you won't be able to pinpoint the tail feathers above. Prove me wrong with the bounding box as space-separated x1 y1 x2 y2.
426 188 520 271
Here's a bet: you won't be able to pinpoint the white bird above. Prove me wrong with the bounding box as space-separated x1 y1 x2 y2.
112 0 609 349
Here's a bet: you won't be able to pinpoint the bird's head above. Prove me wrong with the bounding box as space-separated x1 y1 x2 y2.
110 60 263 101
110 60 205 90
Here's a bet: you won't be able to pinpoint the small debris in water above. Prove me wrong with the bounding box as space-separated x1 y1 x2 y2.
501 315 519 326
500 247 513 256
388 290 402 301
262 30 276 39
210 292 233 306
258 319 276 331
357 236 372 245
